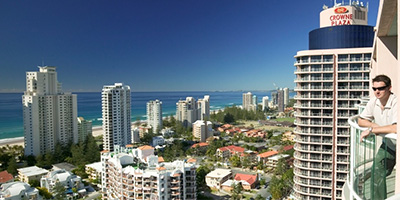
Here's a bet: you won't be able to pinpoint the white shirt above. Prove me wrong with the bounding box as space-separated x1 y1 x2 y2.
360 93 397 150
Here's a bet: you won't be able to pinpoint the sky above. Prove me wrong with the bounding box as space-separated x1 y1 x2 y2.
0 0 380 92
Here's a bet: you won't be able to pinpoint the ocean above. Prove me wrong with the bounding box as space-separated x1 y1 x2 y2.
0 91 294 140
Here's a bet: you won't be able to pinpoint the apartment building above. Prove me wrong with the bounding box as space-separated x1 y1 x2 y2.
277 89 285 112
293 2 373 199
101 145 196 200
22 66 78 156
205 168 233 190
192 120 212 142
147 99 163 133
102 83 132 151
284 87 290 106
77 117 92 143
197 95 210 120
242 92 256 111
262 96 269 111
176 96 210 127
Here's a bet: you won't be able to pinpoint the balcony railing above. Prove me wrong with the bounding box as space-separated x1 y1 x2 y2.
344 115 397 200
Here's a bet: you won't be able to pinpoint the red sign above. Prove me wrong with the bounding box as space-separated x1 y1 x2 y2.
334 7 348 14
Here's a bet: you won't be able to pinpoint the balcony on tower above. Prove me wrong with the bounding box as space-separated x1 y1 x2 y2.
344 105 397 199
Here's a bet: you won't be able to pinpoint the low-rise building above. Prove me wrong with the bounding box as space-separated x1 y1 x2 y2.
40 169 84 194
205 168 233 190
17 166 48 184
0 182 41 200
85 162 102 181
266 154 290 168
52 162 76 172
234 173 258 190
137 145 155 161
216 145 245 160
257 151 279 164
151 136 165 147
0 171 14 185
190 142 209 153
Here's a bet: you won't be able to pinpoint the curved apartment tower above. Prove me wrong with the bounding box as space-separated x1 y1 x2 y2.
293 2 374 199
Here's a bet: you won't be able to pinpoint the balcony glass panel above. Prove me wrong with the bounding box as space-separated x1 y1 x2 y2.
347 115 396 200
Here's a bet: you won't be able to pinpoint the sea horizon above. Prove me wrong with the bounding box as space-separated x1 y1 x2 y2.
0 91 295 140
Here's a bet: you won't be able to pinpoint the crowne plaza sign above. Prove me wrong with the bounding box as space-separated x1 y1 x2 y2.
330 7 353 26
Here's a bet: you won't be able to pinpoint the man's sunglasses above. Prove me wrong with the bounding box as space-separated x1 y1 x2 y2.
372 85 388 91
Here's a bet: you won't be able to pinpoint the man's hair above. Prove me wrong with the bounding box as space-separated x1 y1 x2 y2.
372 74 391 87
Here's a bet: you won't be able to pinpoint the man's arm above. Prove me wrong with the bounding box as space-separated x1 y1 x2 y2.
358 117 378 128
358 117 397 142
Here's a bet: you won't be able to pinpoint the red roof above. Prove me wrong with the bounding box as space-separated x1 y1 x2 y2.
191 142 209 148
234 173 257 185
283 145 294 151
257 150 278 158
138 145 154 150
218 145 245 153
0 170 13 184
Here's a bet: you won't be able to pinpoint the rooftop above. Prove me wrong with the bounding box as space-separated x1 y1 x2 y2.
0 170 13 184
257 150 279 158
17 166 48 177
206 168 232 178
234 173 257 185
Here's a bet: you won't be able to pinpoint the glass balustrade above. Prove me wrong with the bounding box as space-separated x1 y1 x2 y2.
345 115 396 200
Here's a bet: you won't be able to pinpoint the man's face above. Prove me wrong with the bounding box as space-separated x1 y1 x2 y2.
372 81 391 100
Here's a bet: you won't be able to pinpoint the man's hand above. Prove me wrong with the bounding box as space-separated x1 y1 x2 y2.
360 129 371 142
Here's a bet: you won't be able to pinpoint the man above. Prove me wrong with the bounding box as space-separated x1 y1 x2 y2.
358 74 397 199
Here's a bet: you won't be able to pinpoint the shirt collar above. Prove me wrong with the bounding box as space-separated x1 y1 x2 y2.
375 93 396 109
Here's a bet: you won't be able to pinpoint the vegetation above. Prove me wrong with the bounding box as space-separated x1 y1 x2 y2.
210 106 265 124
268 159 293 199
157 140 189 162
231 182 243 200
37 187 52 199
196 165 212 194
52 181 67 200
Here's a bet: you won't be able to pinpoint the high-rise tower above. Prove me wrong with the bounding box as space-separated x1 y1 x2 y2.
102 83 131 151
176 95 210 127
22 66 78 156
147 99 163 133
293 2 373 199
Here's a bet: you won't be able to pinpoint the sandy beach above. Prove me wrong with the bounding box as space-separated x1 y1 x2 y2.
0 123 139 147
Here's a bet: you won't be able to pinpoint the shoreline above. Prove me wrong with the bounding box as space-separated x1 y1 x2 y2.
0 107 227 147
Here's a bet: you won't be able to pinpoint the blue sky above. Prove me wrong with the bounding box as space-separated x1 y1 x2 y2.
0 0 379 92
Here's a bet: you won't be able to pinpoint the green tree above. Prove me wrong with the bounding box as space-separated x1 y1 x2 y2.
85 135 100 163
196 165 211 193
29 179 40 187
6 157 18 175
52 181 66 200
231 182 243 200
223 113 235 124
230 155 241 167
37 187 53 199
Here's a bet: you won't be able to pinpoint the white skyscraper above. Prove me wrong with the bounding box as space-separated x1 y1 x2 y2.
102 83 131 151
293 2 372 199
242 92 256 111
176 95 210 127
197 95 210 120
146 99 162 133
283 87 289 106
262 96 269 111
22 66 78 156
